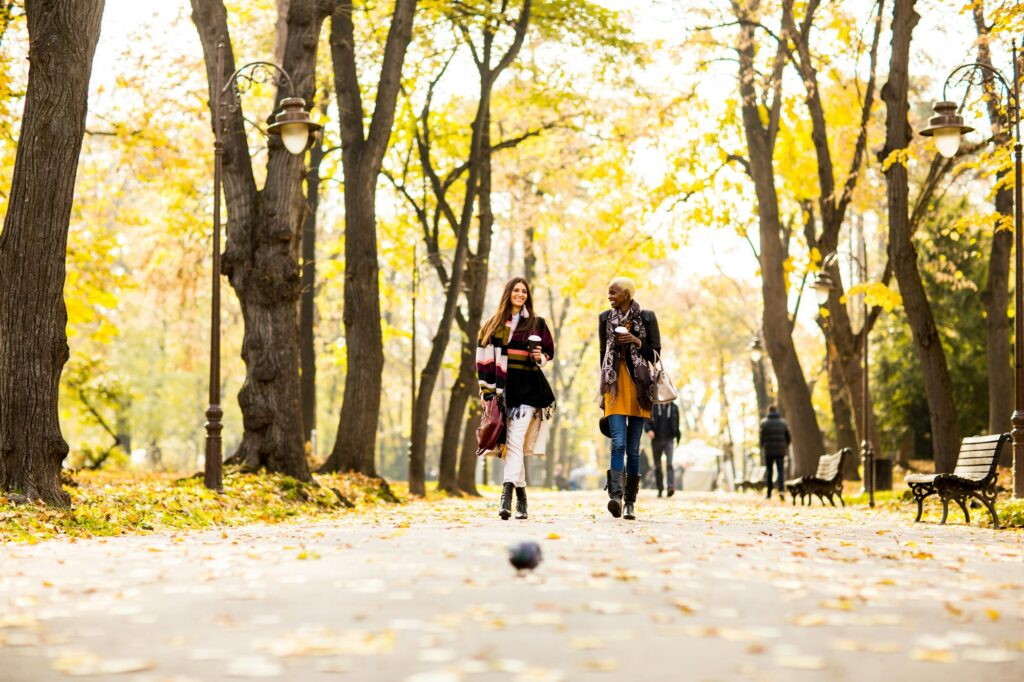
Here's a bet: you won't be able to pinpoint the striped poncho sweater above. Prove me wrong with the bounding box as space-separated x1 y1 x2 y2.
476 312 556 420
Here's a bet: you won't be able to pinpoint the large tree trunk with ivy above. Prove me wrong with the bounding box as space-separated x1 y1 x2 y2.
880 0 959 472
192 0 332 481
0 0 105 506
974 1 1013 460
734 0 825 475
320 0 417 477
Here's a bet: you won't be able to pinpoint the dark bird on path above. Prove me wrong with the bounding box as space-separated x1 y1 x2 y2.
508 541 543 571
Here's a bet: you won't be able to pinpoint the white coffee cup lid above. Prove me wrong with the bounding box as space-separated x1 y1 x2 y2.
614 326 628 333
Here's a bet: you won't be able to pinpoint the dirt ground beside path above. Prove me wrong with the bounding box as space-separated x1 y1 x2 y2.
1 490 1023 681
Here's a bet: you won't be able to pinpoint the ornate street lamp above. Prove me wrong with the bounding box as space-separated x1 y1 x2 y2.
749 335 763 363
204 43 321 492
816 249 875 507
919 43 1023 498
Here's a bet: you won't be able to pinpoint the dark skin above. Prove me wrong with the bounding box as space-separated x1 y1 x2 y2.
608 283 641 348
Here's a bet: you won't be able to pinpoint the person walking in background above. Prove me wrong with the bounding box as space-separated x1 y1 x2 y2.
646 401 681 497
599 276 661 520
477 277 556 520
759 405 790 501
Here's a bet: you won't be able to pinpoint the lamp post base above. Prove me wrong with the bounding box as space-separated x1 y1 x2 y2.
1012 409 1024 499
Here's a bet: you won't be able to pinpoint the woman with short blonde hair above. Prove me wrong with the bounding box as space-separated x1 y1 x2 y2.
598 276 660 520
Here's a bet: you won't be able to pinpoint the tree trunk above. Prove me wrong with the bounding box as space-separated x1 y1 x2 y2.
192 0 328 481
300 132 324 449
734 3 825 475
974 0 1013 458
408 2 530 493
439 343 475 495
0 0 105 506
827 341 860 479
438 108 496 494
322 162 386 476
880 0 959 472
320 0 417 477
408 96 482 493
457 398 481 495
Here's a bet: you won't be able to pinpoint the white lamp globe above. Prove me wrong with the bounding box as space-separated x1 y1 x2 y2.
281 123 310 155
933 128 961 159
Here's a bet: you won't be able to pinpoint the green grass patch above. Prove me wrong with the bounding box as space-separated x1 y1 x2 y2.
0 470 403 543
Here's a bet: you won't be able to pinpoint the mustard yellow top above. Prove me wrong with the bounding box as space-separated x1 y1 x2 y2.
604 358 651 418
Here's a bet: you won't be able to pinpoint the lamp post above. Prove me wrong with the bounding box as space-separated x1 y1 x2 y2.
204 42 321 492
814 248 874 507
919 43 1024 498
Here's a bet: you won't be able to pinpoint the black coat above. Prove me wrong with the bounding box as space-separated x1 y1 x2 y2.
645 403 680 442
759 413 791 459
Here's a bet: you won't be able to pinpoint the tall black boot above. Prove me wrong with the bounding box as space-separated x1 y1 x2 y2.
499 482 514 520
655 466 664 498
605 470 624 518
515 487 528 519
623 474 641 520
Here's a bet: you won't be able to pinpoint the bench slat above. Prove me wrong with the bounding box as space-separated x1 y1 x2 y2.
960 434 1005 444
955 451 1000 459
957 444 1003 454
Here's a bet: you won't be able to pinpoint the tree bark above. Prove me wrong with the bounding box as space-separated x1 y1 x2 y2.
408 95 486 496
784 0 884 467
407 1 531 495
320 0 417 477
734 0 825 475
191 0 330 481
973 0 1013 458
457 400 482 495
301 134 324 448
438 106 497 494
880 0 959 472
827 340 860 478
0 0 105 506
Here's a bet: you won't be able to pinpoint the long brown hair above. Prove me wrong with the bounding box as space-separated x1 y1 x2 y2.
478 277 539 343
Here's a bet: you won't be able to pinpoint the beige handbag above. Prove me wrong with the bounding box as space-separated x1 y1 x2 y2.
650 351 678 404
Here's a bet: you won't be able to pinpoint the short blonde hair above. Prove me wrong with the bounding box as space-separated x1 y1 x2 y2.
609 276 637 297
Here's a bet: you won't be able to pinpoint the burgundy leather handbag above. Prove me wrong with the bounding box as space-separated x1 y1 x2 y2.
476 398 505 456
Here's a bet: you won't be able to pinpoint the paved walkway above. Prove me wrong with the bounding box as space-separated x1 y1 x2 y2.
1 490 1023 680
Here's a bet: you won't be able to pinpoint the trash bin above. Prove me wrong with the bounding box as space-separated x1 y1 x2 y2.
873 457 893 491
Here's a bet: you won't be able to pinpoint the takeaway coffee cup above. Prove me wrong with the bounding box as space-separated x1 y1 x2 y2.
614 326 628 335
527 334 542 362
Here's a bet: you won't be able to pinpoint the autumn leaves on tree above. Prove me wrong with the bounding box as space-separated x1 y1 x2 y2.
0 0 1021 503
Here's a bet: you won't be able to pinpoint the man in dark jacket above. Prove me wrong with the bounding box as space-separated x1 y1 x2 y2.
645 401 681 497
759 406 791 500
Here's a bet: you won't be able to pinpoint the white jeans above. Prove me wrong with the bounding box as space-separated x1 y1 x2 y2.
503 411 532 486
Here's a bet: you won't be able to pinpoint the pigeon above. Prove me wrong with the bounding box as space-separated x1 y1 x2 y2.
508 541 543 571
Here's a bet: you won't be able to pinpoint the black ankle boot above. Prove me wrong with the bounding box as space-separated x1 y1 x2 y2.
515 487 527 519
623 474 641 520
605 470 624 518
499 482 514 520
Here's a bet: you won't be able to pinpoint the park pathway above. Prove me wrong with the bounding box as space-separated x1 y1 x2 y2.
1 490 1023 681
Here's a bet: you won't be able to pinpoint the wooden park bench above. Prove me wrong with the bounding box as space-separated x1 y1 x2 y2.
735 465 767 492
906 433 1009 529
785 448 850 507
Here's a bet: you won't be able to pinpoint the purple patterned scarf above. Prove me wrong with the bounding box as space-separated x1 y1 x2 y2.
600 300 652 406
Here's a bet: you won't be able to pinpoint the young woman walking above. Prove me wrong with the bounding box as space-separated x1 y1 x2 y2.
599 276 661 520
477 277 556 520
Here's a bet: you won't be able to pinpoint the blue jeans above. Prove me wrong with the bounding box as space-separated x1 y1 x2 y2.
608 415 645 476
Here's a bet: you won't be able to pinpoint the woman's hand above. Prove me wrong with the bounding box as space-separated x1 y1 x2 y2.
530 347 544 364
615 332 640 347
